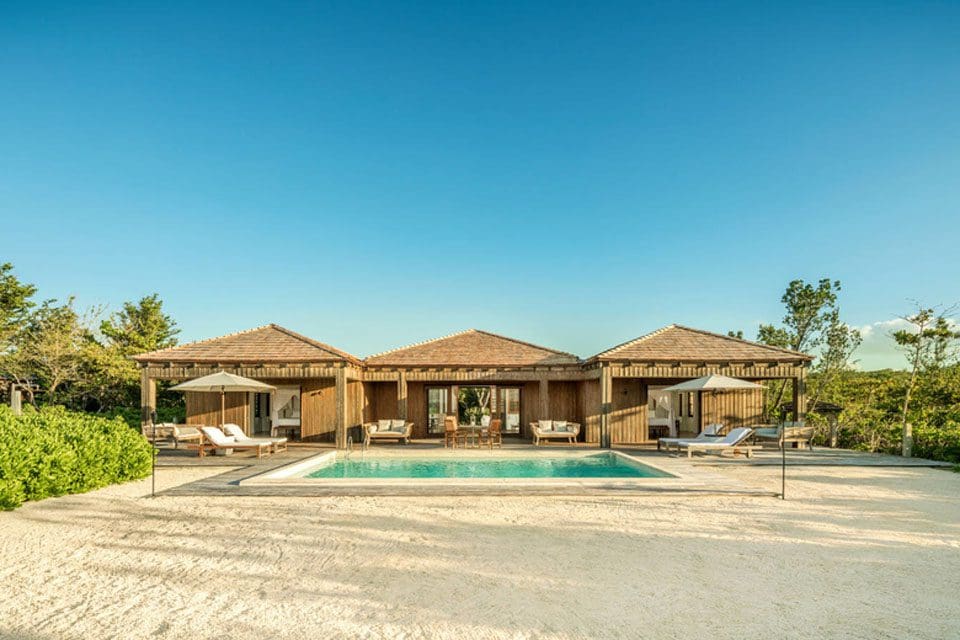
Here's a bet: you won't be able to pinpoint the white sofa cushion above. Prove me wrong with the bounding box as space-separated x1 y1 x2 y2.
391 419 406 431
539 420 553 432
378 419 392 431
554 420 568 432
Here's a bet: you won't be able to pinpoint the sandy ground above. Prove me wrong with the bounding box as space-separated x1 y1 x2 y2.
1 464 958 640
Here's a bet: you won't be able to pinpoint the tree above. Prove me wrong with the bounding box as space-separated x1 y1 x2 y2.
11 298 94 402
893 305 960 457
758 279 842 417
100 294 179 355
0 262 37 351
808 310 862 411
89 294 180 409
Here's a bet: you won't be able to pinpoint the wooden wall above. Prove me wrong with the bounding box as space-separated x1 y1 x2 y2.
547 381 580 423
407 382 426 438
185 391 250 432
700 389 764 430
581 379 601 443
301 379 336 441
520 381 539 439
347 380 364 431
608 378 647 444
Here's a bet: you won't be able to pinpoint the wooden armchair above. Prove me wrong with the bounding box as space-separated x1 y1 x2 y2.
443 414 463 448
480 418 502 449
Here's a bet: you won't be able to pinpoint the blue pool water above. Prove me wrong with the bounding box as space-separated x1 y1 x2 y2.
305 453 671 479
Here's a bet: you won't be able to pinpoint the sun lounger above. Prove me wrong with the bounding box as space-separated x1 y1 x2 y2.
657 423 723 451
754 422 814 450
363 419 413 446
677 427 757 458
222 424 288 453
171 424 202 449
198 426 272 459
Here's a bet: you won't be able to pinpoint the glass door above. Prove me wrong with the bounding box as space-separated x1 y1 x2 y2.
426 387 449 434
498 387 521 434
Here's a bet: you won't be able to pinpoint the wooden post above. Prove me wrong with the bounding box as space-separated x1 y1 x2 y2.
792 376 806 423
335 367 347 449
140 368 156 435
10 386 22 416
539 378 549 421
599 366 612 448
397 371 408 420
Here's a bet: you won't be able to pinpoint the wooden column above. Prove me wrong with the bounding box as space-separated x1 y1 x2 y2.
397 371 408 420
140 368 156 434
539 378 549 420
335 367 347 449
599 366 612 448
792 374 806 422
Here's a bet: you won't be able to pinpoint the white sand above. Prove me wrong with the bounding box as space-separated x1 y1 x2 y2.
1 464 958 640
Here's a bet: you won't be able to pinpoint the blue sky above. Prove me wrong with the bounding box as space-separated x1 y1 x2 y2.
2 1 958 369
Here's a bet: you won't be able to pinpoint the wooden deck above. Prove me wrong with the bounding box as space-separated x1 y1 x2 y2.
619 444 955 467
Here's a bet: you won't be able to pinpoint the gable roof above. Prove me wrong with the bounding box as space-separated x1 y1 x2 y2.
590 324 813 363
364 329 581 367
131 324 360 365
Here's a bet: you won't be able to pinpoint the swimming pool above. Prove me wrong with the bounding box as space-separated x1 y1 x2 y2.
304 452 671 479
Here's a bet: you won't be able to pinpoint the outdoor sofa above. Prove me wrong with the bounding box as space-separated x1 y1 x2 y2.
530 420 580 445
363 419 413 446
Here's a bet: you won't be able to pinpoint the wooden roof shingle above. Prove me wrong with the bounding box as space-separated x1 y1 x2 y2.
364 329 581 367
590 325 813 363
131 324 360 364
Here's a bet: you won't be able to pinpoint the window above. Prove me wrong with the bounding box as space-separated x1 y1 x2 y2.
427 387 448 434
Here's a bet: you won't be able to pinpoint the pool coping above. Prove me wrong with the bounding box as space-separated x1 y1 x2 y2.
233 449 762 495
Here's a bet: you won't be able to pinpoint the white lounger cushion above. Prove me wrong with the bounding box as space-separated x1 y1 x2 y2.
658 423 724 446
223 424 286 445
200 426 235 446
679 427 753 449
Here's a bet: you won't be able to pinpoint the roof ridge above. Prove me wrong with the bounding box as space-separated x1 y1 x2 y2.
470 329 580 359
364 329 475 361
593 324 677 359
669 324 813 358
267 324 361 363
133 324 360 363
133 324 274 359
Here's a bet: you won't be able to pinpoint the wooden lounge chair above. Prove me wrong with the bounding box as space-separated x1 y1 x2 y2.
222 424 288 453
657 423 723 452
363 419 413 446
530 420 580 445
171 424 202 449
677 427 757 458
198 426 272 459
755 422 814 450
480 418 503 449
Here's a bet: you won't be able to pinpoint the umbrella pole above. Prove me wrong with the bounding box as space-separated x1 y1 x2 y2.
220 387 226 427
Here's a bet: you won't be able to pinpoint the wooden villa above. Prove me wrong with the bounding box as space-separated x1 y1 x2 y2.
133 324 812 448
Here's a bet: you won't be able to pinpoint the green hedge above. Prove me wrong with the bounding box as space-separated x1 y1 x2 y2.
0 405 153 510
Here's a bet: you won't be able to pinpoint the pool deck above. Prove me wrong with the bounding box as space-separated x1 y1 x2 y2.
153 440 950 498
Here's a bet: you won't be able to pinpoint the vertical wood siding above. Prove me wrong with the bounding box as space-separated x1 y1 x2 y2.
185 391 250 432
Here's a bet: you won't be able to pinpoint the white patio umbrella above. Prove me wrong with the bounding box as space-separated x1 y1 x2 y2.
169 371 276 428
662 374 764 393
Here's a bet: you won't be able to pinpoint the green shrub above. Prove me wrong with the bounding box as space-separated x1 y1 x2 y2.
912 422 960 464
0 405 153 510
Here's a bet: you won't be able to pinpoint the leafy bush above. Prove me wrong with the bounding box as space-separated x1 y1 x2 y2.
912 422 960 464
0 405 153 510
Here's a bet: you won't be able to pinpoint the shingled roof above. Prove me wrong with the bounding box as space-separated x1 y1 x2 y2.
590 325 812 363
132 324 360 365
364 329 581 367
